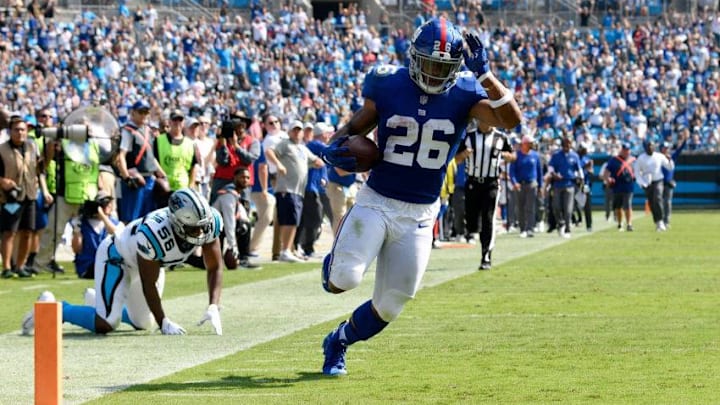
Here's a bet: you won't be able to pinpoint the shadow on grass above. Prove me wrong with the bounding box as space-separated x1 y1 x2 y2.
117 372 327 392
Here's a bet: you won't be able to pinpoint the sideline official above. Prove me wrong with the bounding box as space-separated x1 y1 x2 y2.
455 120 515 271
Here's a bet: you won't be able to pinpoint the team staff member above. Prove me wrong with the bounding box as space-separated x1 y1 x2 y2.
455 120 515 270
660 133 687 227
509 135 543 238
602 143 636 231
115 100 167 223
0 117 48 278
634 140 674 232
547 137 583 238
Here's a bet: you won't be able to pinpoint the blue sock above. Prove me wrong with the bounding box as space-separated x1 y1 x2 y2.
62 301 96 333
340 300 388 346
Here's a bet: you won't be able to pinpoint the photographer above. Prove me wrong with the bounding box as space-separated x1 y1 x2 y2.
36 112 102 274
210 111 259 204
25 110 56 274
0 117 47 278
115 100 167 223
71 191 124 279
152 110 200 207
211 167 260 269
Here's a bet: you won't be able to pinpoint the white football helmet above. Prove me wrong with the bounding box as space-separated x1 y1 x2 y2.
168 188 213 245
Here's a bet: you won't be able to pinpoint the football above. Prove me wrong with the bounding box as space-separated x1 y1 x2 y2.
341 135 381 172
224 249 238 270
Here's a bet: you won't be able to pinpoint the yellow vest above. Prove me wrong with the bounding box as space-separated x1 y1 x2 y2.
29 130 56 194
157 134 194 191
62 139 99 204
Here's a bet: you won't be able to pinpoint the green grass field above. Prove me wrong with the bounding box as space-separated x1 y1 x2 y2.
1 211 719 404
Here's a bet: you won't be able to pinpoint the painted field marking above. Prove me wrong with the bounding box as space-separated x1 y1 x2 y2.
0 220 615 404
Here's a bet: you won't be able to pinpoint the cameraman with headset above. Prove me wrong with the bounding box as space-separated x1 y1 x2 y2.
210 111 258 204
70 191 123 279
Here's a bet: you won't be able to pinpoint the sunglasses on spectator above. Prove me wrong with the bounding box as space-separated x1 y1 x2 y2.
267 120 279 125
137 109 150 115
38 114 52 119
172 117 184 122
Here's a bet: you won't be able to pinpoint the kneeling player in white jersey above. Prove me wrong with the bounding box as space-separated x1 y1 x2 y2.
22 188 225 336
318 17 522 375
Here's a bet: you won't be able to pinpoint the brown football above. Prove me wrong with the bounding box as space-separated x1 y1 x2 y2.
341 135 380 172
224 249 238 270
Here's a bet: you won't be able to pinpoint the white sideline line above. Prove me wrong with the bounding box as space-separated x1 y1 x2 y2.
21 284 52 291
0 219 615 404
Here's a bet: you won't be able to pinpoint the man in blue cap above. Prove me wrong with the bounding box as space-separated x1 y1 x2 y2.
115 100 167 223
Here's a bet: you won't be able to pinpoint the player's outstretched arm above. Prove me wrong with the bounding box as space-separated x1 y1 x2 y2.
463 32 522 130
202 237 223 307
199 238 224 335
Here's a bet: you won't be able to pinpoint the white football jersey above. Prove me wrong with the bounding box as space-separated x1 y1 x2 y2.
114 207 222 268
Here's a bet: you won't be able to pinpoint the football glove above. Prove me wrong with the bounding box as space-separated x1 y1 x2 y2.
321 136 356 171
463 32 490 78
161 317 186 335
197 304 223 335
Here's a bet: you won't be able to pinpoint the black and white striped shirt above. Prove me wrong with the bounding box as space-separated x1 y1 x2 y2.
458 124 513 180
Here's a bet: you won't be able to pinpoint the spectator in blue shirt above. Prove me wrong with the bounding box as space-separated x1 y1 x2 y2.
510 135 544 237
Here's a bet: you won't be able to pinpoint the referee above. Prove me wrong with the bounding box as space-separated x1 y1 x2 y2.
455 120 515 270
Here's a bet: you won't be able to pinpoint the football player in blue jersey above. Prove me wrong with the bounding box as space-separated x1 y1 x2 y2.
22 188 226 336
318 17 522 376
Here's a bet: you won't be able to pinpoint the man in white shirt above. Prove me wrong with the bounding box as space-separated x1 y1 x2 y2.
634 140 674 231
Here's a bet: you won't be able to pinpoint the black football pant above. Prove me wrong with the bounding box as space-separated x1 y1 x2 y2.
465 180 498 255
295 191 323 255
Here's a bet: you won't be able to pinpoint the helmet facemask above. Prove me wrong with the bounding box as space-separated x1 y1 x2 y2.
167 188 213 246
170 216 211 246
409 47 462 95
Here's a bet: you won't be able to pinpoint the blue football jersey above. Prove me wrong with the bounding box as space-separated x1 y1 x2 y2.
363 65 487 203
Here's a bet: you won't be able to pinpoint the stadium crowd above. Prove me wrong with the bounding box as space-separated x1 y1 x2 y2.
0 0 717 277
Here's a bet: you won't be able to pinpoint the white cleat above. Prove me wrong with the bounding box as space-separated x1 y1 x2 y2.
21 291 56 336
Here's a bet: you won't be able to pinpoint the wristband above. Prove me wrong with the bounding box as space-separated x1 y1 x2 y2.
477 71 494 82
489 91 514 109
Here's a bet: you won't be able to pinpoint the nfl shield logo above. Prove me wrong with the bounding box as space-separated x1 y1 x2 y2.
419 95 428 105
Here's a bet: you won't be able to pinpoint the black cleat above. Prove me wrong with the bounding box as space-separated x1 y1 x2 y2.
47 261 65 274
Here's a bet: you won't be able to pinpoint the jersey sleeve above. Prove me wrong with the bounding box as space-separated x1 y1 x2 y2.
362 65 400 102
135 223 164 261
455 71 488 101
